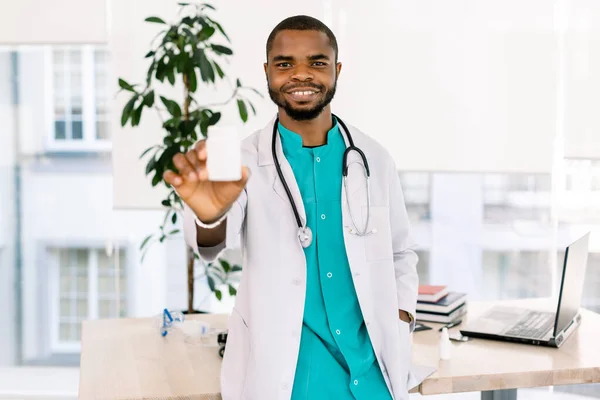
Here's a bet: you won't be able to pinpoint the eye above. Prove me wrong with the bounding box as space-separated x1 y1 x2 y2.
312 62 327 67
276 62 291 68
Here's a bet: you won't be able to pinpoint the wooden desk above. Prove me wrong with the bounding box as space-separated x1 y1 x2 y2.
411 298 600 399
79 299 600 399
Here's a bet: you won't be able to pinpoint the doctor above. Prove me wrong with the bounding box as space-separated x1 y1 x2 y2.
165 15 419 400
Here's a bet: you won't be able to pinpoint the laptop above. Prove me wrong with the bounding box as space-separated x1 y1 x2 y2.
460 232 590 348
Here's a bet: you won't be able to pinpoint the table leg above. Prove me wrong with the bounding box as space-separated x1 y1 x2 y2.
481 389 517 400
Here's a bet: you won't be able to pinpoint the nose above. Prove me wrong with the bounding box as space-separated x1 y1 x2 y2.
291 64 313 81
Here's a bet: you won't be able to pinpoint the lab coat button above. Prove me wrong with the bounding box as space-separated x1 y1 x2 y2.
316 157 321 162
335 329 341 335
321 214 326 220
327 272 332 278
354 380 359 385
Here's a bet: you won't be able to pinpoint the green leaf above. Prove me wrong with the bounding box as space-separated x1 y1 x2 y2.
212 61 224 79
118 78 136 92
166 67 175 85
159 234 166 242
140 234 153 250
146 157 157 175
208 111 221 125
145 51 155 58
121 96 137 126
171 212 177 224
168 229 180 235
231 265 242 272
178 2 190 6
152 172 162 186
181 16 195 26
248 101 257 115
195 49 214 82
187 67 197 92
210 44 232 55
160 96 182 118
161 199 171 207
228 284 237 296
146 61 157 86
197 26 216 42
237 99 248 122
143 90 155 107
206 17 230 42
132 103 144 126
163 136 174 146
215 289 222 301
139 146 156 159
200 3 216 10
181 27 197 46
145 16 166 24
207 275 216 291
220 259 231 273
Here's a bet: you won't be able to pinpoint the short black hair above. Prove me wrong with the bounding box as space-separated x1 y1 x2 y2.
266 15 338 62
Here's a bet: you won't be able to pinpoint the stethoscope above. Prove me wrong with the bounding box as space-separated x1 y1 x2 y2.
271 114 375 249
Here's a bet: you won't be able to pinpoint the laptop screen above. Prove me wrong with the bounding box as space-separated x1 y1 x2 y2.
553 232 590 337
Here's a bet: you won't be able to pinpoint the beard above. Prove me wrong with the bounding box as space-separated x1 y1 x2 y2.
268 80 337 121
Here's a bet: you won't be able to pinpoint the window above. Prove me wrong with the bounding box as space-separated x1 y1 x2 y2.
482 174 552 223
398 172 431 222
50 247 127 353
47 46 110 151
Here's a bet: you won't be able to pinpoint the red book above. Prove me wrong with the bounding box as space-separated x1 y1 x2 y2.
418 285 448 303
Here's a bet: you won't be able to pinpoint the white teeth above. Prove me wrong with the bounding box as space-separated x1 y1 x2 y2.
291 91 315 95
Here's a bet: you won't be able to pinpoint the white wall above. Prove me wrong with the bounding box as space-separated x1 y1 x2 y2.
109 0 600 208
17 48 48 157
563 0 600 160
0 0 107 45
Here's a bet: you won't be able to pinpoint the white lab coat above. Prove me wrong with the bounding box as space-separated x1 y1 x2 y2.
184 116 420 400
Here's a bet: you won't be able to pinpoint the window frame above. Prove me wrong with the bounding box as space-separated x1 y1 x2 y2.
48 246 129 354
44 45 111 153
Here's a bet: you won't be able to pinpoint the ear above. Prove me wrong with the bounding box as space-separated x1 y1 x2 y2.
335 61 342 78
263 62 268 75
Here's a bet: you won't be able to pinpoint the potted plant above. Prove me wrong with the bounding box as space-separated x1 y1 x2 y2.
117 2 259 314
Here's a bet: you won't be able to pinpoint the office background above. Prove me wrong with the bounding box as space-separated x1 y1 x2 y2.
0 0 599 398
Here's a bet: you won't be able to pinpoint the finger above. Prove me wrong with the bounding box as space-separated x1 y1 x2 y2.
163 170 183 187
185 149 205 178
195 140 207 161
173 152 197 182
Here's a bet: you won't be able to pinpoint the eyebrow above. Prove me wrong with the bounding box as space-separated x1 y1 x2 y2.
272 53 331 62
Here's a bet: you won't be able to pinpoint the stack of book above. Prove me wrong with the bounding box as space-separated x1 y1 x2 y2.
416 285 467 323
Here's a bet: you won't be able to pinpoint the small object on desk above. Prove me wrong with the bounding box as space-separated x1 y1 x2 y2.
439 319 463 331
418 284 449 303
414 322 432 332
439 327 452 360
448 332 471 342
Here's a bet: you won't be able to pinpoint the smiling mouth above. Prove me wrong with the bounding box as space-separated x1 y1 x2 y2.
285 89 320 102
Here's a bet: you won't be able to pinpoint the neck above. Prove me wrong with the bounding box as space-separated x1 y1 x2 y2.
278 107 333 147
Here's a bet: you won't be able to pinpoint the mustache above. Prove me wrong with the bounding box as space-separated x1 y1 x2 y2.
281 83 324 92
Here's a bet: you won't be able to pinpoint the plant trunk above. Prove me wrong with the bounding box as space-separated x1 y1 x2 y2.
187 246 195 313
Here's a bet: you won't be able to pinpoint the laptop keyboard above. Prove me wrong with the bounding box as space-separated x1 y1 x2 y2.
504 311 555 339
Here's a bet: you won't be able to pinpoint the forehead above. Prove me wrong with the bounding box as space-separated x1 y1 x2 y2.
269 29 334 59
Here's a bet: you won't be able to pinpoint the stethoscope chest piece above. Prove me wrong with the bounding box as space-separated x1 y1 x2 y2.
298 226 313 248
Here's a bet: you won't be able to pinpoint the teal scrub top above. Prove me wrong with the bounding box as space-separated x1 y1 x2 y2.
278 120 393 400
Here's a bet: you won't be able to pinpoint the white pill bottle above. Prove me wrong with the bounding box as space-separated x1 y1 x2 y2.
205 125 242 181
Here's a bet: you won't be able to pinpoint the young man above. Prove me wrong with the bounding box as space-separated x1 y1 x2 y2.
165 15 419 400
